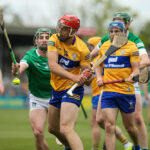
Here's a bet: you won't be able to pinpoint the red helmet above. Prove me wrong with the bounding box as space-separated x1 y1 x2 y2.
58 15 80 30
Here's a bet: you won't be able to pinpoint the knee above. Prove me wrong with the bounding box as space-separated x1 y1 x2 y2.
105 121 115 133
125 125 135 134
134 113 143 126
33 127 43 138
96 116 104 129
48 125 59 135
90 117 97 127
60 125 71 136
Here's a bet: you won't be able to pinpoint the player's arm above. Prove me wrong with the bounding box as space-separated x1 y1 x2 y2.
90 46 99 59
95 63 104 87
140 54 150 69
12 62 28 76
140 83 149 100
135 37 150 68
128 61 140 82
90 34 109 59
80 65 94 85
47 51 88 85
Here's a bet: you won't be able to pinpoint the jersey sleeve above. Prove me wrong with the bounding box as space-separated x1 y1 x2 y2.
80 43 91 66
97 34 109 51
48 35 58 52
134 36 147 56
20 53 30 67
130 43 140 63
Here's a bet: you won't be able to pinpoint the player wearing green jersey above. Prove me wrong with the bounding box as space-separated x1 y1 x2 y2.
94 12 149 150
12 28 52 150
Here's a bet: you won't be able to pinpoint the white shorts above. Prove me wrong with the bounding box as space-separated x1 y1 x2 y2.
134 82 141 95
29 94 50 111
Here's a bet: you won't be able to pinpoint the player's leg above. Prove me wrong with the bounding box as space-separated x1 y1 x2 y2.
119 94 141 150
102 107 118 150
134 94 148 149
29 95 50 150
148 94 150 131
96 93 133 150
101 92 120 150
121 112 140 149
48 104 70 148
91 95 101 150
60 102 83 150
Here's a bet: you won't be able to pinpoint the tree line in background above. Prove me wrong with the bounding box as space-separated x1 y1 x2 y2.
2 0 150 50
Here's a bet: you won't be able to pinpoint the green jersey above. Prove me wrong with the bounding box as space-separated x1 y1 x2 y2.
21 48 52 98
97 31 147 55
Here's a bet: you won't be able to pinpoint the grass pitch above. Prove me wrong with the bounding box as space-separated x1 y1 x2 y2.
0 105 149 150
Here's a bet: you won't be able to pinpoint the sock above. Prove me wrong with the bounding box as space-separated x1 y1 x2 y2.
133 145 141 150
120 136 129 145
64 147 72 150
92 144 99 150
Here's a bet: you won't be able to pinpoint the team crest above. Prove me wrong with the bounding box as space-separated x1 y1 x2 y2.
72 54 77 60
129 101 134 109
126 87 130 92
121 50 125 55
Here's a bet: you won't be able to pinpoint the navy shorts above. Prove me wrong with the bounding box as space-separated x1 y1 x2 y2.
92 95 100 109
49 86 84 109
101 92 136 113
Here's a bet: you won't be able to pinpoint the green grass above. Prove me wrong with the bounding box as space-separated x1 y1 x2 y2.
0 107 149 150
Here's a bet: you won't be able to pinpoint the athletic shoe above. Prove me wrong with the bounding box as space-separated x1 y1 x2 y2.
124 142 133 150
103 140 107 150
56 138 62 146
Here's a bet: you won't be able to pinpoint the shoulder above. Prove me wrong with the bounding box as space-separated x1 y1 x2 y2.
75 36 89 51
124 41 138 51
128 31 142 43
25 48 37 56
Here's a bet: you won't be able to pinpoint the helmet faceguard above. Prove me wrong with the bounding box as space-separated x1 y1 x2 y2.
109 21 125 32
34 28 52 52
113 12 133 24
35 28 52 40
57 15 80 42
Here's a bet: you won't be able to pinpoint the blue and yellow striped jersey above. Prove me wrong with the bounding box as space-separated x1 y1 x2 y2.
99 40 140 94
48 34 90 91
91 56 102 96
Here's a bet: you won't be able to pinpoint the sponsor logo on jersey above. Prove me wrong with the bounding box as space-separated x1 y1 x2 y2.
59 58 70 66
108 57 118 63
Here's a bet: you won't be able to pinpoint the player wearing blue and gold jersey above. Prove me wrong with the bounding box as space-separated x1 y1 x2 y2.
47 15 93 150
96 21 141 150
92 12 149 150
88 37 102 150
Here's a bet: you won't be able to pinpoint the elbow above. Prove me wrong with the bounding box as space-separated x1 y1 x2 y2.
48 63 57 73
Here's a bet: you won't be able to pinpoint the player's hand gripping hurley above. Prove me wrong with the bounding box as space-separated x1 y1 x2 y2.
67 32 128 96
